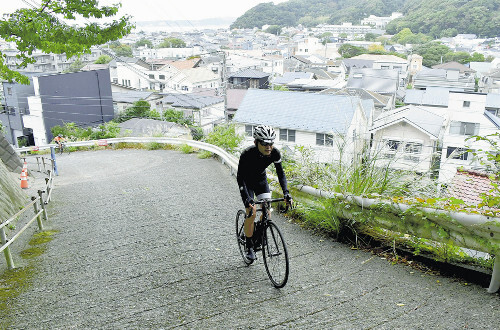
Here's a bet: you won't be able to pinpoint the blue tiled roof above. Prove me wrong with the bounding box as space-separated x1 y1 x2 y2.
233 89 363 134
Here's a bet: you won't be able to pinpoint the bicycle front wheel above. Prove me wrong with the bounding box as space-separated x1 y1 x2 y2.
236 210 253 265
262 221 289 288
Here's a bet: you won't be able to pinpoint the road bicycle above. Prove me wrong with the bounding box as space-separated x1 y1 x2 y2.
236 197 290 288
57 142 70 155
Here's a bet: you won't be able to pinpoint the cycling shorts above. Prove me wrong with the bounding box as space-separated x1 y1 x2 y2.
246 177 271 201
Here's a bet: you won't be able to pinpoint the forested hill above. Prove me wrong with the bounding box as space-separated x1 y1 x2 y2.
230 0 500 38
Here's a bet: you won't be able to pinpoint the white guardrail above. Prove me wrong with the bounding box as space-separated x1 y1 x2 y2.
16 137 500 293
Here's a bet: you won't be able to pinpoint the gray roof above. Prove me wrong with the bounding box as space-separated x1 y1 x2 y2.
233 89 365 134
113 91 156 104
342 59 374 70
370 105 445 138
347 68 398 94
161 93 223 109
273 72 314 84
404 87 452 107
229 69 269 79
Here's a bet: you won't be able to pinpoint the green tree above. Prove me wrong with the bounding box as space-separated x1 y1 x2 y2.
338 44 366 58
135 38 153 48
64 59 86 73
364 33 377 41
163 109 193 126
115 100 152 123
156 38 186 48
265 25 282 36
413 42 452 67
110 43 133 57
94 55 112 64
0 0 133 84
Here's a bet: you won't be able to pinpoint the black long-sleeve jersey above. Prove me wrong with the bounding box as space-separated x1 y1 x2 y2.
236 145 289 206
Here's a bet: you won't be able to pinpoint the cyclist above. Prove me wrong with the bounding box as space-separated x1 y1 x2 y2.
54 134 65 150
237 125 292 261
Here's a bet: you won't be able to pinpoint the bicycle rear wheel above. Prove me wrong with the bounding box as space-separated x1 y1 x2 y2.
262 221 289 288
235 210 253 265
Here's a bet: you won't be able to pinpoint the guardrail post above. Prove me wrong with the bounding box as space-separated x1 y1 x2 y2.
487 255 500 293
36 157 41 172
0 227 15 269
38 190 48 221
32 197 44 231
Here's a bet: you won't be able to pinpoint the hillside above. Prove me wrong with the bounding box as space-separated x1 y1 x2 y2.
386 0 500 38
231 0 500 38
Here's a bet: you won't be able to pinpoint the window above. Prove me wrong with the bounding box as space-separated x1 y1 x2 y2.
381 65 390 69
386 140 401 151
316 133 333 146
159 75 165 80
245 125 255 137
463 101 471 108
404 142 422 154
7 87 12 95
446 147 473 160
149 74 154 79
449 121 479 136
280 129 296 142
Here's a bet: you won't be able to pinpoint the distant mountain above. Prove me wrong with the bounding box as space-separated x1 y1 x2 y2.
231 0 500 38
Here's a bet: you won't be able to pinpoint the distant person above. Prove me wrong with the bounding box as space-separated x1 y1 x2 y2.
54 134 65 149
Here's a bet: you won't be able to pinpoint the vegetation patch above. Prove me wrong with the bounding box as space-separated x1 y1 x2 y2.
0 265 37 327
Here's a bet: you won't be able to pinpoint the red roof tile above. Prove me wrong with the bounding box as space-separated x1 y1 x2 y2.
447 169 496 205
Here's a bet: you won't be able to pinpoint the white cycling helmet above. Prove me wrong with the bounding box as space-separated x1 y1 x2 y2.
253 125 276 143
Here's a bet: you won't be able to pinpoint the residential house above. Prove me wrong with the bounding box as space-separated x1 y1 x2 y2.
233 89 372 163
432 62 476 77
159 93 224 133
346 68 400 96
388 89 500 182
228 69 270 89
341 59 374 76
165 67 221 93
0 72 45 147
369 106 445 174
479 68 500 93
438 92 500 182
21 69 115 146
412 68 475 92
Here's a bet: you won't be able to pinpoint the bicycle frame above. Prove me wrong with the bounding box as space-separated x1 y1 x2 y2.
249 197 287 224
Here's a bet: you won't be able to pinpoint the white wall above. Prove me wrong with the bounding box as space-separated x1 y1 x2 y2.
24 96 47 146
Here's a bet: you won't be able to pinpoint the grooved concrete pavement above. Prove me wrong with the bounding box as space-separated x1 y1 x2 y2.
2 149 499 329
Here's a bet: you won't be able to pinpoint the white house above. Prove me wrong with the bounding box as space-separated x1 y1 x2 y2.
233 89 373 163
379 89 500 182
369 106 445 174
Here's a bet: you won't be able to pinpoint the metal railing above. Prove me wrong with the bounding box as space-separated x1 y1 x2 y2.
0 157 55 269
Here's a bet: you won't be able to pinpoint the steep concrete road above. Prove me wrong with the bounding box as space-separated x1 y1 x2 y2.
2 149 499 329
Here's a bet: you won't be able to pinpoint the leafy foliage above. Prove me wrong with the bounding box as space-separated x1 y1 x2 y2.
114 100 152 123
94 55 112 64
135 38 153 49
156 38 186 48
0 0 133 84
203 124 244 153
51 121 120 141
386 0 500 38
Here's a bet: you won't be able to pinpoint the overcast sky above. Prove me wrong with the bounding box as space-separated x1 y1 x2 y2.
0 0 288 22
